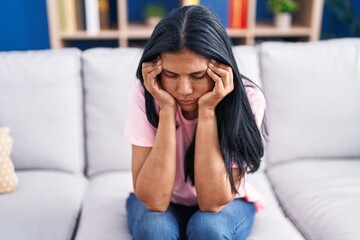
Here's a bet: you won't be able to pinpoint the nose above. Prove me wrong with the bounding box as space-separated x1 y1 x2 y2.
177 77 193 96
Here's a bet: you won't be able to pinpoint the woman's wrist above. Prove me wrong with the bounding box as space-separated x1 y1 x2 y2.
159 105 176 120
198 106 216 120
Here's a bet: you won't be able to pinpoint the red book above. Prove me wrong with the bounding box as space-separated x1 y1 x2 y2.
241 0 248 28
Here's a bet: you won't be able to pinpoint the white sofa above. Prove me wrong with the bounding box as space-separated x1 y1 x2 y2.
0 38 359 240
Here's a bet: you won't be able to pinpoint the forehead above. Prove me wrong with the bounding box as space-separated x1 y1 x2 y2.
160 49 209 73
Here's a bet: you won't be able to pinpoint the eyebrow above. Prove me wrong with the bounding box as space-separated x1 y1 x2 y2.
163 68 207 75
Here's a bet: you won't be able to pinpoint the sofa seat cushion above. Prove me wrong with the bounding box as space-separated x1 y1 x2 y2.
75 170 303 240
75 171 133 240
266 159 360 240
0 171 87 240
247 170 304 240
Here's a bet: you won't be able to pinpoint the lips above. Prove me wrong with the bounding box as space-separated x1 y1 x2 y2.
178 99 197 105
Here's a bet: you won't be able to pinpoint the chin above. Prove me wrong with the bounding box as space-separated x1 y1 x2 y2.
178 104 197 113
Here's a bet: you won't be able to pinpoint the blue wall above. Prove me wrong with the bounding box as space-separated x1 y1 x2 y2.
0 0 359 51
321 0 360 38
0 0 50 51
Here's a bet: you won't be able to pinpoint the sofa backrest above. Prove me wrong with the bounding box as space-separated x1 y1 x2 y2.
261 38 360 166
233 45 262 88
82 48 141 176
82 46 262 176
0 49 85 174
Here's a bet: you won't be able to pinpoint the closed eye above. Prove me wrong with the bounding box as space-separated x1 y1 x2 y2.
163 69 207 80
164 70 177 78
191 74 207 80
166 73 177 78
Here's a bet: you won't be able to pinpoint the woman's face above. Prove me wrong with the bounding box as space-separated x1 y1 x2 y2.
160 49 215 120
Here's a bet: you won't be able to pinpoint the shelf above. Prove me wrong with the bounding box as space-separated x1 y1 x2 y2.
125 23 249 39
254 22 311 37
60 30 120 40
226 28 248 37
46 0 324 48
59 22 252 45
126 24 155 38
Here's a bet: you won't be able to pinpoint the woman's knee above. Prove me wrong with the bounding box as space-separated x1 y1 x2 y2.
186 201 256 240
133 211 179 240
186 211 230 240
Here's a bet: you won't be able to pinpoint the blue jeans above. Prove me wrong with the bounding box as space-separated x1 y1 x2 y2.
126 193 255 240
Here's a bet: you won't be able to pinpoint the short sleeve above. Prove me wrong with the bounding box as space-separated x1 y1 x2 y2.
123 82 156 147
244 82 266 129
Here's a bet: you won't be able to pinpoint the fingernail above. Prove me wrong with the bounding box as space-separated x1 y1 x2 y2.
210 59 216 63
209 62 214 67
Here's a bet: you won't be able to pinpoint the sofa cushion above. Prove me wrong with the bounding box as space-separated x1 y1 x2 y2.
266 159 360 240
82 48 142 176
233 45 262 88
247 170 304 240
75 171 133 240
0 49 85 174
0 171 87 240
261 39 360 165
75 169 303 240
233 45 268 170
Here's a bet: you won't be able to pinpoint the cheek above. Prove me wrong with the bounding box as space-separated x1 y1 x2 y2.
204 77 215 91
193 79 214 95
160 77 177 93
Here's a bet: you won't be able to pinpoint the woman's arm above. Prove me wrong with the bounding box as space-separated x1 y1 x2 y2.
195 60 240 212
132 58 177 212
132 107 176 212
195 108 240 212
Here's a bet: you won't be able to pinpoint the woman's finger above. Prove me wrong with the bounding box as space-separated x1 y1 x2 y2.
207 67 225 97
142 60 161 80
143 63 162 94
209 62 230 85
147 63 162 80
208 60 233 93
142 59 161 75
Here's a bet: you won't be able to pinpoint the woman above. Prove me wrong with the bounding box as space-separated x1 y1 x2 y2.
124 5 266 240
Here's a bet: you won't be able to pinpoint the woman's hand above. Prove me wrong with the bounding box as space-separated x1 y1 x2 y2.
142 57 176 110
198 59 234 110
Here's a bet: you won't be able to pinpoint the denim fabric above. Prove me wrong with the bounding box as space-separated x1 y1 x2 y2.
126 193 255 240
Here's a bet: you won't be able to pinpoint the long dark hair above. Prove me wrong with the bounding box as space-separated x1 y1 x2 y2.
135 5 265 194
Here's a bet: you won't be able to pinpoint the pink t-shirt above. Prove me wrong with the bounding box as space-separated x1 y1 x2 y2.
124 79 266 211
